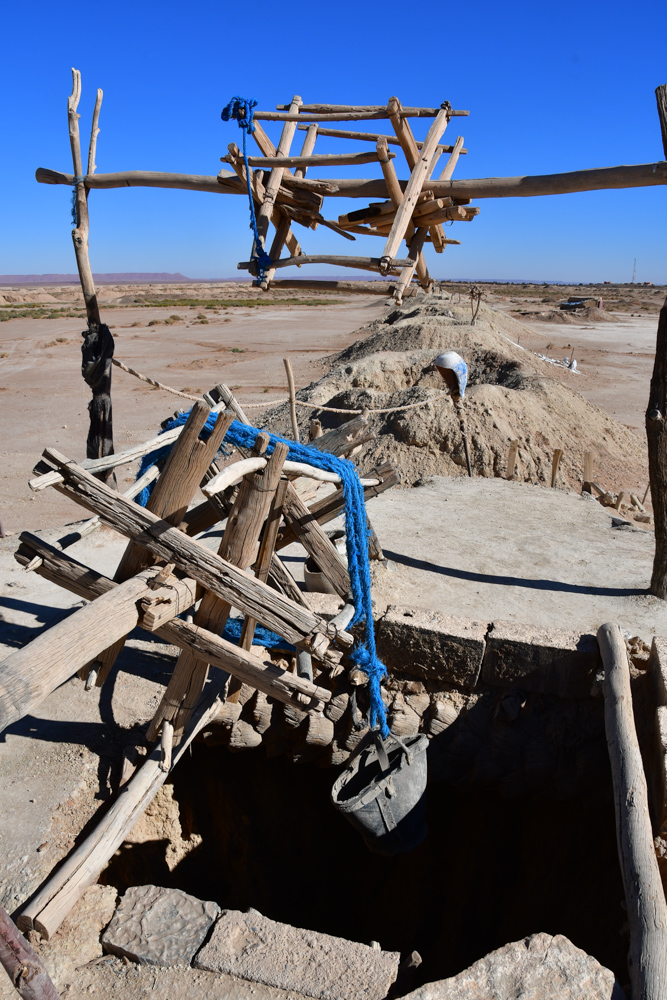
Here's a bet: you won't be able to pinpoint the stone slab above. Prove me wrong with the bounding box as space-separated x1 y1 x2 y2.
397 932 625 1000
376 605 486 689
194 907 400 1000
482 621 600 698
102 885 220 966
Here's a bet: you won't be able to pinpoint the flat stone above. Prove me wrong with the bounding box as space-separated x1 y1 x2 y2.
194 907 400 1000
483 621 600 698
397 933 625 1000
376 605 486 688
102 885 220 966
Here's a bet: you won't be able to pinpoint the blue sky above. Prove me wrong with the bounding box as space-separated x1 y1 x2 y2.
2 0 666 283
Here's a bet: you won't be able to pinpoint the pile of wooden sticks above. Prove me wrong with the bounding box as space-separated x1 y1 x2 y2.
227 97 474 301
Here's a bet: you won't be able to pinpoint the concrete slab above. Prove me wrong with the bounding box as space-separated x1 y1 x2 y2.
195 907 400 1000
364 476 667 643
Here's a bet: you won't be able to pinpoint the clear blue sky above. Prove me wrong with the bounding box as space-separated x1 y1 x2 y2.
2 0 666 283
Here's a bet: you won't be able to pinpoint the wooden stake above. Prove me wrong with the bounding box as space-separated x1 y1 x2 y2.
598 623 667 998
656 84 667 160
0 904 61 1000
583 451 595 493
283 356 300 442
647 297 667 597
255 95 302 273
551 449 563 487
506 440 519 480
240 479 289 650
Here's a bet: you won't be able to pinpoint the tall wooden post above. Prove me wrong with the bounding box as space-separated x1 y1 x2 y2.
655 84 667 159
647 297 667 597
67 69 115 481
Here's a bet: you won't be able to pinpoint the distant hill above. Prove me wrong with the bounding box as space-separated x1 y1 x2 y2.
0 272 208 285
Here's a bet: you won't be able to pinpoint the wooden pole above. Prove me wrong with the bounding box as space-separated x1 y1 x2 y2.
0 904 61 1000
656 85 667 160
283 357 300 442
647 298 667 597
147 436 289 738
255 94 302 287
598 623 667 999
551 449 563 487
66 71 117 483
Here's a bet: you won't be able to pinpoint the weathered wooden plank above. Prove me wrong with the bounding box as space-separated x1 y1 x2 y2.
38 451 351 652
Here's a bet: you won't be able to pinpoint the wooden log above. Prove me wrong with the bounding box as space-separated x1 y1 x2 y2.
93 405 232 686
382 106 451 265
281 487 351 597
17 677 228 940
551 449 563 487
0 904 61 1000
37 161 667 200
23 464 159 573
656 85 667 160
239 255 411 274
278 103 466 116
240 480 289 650
598 623 667 999
0 568 158 734
67 70 100 331
265 125 320 281
13 534 331 711
37 451 352 655
647 297 667 597
256 107 468 122
222 151 390 168
255 95 302 251
283 356 300 442
115 404 232 581
296 124 467 152
392 228 429 304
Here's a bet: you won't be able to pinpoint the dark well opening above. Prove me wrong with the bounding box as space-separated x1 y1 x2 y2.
102 720 629 988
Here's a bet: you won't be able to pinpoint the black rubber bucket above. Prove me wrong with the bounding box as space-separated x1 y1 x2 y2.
331 731 429 856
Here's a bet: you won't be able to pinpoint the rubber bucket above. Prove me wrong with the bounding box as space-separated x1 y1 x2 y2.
331 731 429 856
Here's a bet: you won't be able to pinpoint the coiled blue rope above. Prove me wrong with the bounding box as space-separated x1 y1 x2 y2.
221 96 273 284
136 410 390 736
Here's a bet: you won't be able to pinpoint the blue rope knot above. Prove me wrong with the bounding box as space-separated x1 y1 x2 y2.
221 95 273 283
135 410 391 737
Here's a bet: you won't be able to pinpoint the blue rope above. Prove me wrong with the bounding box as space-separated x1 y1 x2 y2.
222 616 295 652
221 97 273 284
135 410 390 736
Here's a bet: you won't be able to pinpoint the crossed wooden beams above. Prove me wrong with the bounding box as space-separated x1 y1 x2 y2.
2 394 398 760
230 97 472 301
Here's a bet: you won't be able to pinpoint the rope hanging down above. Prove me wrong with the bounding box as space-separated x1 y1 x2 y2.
136 409 390 737
221 97 273 284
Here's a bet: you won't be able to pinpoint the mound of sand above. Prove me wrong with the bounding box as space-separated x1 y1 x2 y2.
260 294 646 491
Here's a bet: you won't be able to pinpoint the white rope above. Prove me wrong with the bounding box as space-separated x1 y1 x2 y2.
113 357 453 415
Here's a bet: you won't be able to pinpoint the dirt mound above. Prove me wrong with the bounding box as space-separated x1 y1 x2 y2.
259 294 646 491
510 306 614 324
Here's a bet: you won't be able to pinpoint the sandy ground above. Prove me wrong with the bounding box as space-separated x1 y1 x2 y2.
0 290 387 533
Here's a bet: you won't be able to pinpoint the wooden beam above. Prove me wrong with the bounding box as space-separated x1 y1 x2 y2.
382 106 451 266
296 123 467 153
0 903 61 1000
238 254 411 274
282 487 351 598
36 161 667 199
222 151 390 168
598 623 667 999
35 451 352 656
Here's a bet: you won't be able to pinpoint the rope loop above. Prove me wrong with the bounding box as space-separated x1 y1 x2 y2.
221 96 273 283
